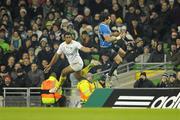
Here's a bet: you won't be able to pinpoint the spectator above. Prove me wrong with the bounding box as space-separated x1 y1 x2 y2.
135 46 151 63
124 43 137 62
2 75 14 87
134 72 155 88
139 12 153 45
170 45 180 71
159 1 171 38
28 0 43 20
170 0 180 25
10 30 22 52
6 56 15 73
0 47 4 64
167 73 177 87
45 12 55 30
125 5 136 27
28 47 37 63
11 63 27 87
0 29 10 54
17 8 30 29
128 19 141 39
93 13 101 26
135 37 144 55
88 0 106 15
32 23 42 40
149 10 162 39
27 63 45 87
31 33 39 48
110 2 123 18
10 62 22 80
150 38 158 52
42 0 54 18
83 7 93 25
157 73 169 87
37 44 53 65
51 23 61 41
148 43 164 62
76 0 87 15
167 43 177 61
0 64 8 78
40 59 51 79
100 53 111 72
21 58 31 73
35 37 48 56
175 71 180 87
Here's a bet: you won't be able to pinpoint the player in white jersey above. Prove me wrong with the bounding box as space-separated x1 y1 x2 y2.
44 32 97 91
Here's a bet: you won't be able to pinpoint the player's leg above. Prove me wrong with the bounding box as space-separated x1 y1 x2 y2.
107 50 122 77
58 65 75 87
80 59 101 78
70 62 84 80
118 47 126 58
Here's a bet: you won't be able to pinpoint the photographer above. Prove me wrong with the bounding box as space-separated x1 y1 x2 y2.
134 72 155 88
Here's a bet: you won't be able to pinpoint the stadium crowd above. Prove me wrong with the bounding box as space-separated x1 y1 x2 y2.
0 0 180 93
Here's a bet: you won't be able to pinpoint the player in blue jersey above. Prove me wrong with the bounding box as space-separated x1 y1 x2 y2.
98 12 126 81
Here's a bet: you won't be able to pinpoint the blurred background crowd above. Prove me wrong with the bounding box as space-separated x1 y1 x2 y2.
0 0 179 90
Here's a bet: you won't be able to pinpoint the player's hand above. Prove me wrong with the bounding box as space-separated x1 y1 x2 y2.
44 64 51 73
116 35 122 40
49 87 58 93
91 47 98 52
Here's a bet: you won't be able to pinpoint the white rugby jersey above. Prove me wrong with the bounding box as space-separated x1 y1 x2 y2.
57 40 83 64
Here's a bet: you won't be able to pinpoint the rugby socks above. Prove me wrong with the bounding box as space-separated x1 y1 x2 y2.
80 64 93 77
108 62 119 76
58 75 67 87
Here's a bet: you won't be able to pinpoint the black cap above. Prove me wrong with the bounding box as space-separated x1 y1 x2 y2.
162 73 169 78
170 73 176 78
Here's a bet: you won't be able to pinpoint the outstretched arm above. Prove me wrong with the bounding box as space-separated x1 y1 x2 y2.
103 35 117 42
80 46 97 53
44 53 60 72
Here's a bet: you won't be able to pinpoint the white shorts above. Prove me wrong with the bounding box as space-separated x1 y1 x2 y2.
70 61 84 72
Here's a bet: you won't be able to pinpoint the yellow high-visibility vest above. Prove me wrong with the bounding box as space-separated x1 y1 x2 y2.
77 79 102 102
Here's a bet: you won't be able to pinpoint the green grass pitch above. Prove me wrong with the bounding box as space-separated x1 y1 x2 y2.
0 108 179 120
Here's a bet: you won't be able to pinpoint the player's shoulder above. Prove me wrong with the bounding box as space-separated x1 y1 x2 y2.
99 23 107 27
72 40 81 45
99 23 108 30
59 42 66 48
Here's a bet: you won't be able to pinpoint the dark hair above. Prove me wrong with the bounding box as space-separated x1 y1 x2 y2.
140 72 147 77
0 28 6 33
100 12 110 22
31 34 38 38
82 31 88 35
64 32 72 37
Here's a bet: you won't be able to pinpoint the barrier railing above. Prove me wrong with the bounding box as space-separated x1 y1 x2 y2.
2 87 80 107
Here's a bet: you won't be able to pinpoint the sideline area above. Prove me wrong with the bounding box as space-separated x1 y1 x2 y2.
0 108 179 120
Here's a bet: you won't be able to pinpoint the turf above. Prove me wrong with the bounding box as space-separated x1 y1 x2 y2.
0 108 179 120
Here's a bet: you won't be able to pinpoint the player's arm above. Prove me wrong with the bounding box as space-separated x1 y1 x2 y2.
48 53 60 67
44 45 62 72
76 41 97 53
100 27 121 42
44 53 60 72
103 34 118 42
80 46 97 53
